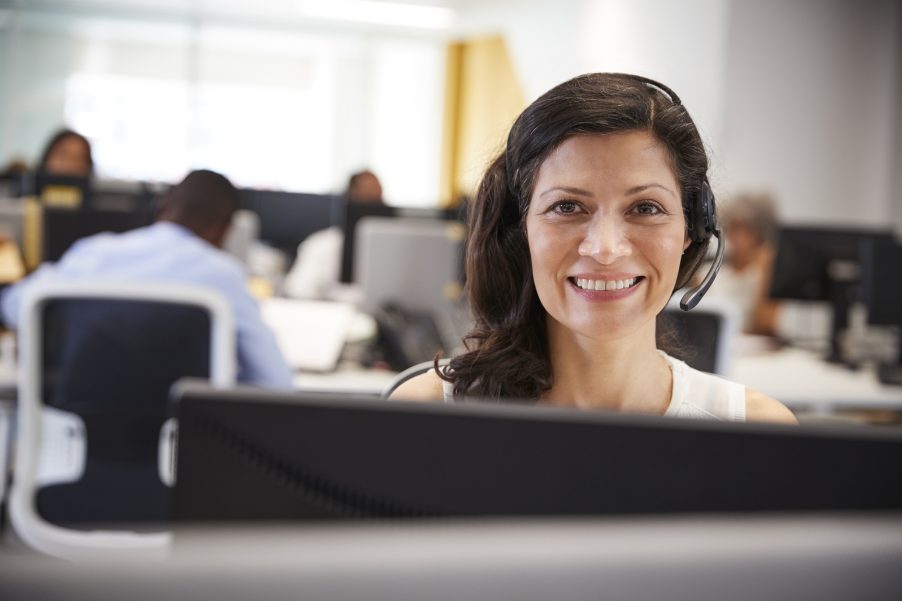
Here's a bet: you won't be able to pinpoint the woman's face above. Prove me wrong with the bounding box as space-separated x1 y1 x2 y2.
525 131 689 343
44 136 91 177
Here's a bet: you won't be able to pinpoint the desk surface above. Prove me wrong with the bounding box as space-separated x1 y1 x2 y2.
2 513 901 600
729 347 902 411
294 363 396 395
295 346 902 411
2 317 899 410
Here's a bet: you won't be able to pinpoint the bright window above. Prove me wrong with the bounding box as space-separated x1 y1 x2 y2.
44 16 445 206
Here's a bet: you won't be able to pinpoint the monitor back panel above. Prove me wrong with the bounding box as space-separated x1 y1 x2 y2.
173 385 902 521
41 207 152 263
770 226 894 301
238 189 337 258
356 217 465 314
865 241 902 327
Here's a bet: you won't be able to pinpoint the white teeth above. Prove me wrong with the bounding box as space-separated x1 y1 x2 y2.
574 277 638 291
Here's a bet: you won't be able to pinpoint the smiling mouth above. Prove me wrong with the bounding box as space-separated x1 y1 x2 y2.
569 276 644 292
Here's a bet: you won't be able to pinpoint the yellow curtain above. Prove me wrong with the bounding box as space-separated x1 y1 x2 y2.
440 35 525 206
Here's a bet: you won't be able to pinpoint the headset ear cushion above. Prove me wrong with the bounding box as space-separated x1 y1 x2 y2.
692 181 716 243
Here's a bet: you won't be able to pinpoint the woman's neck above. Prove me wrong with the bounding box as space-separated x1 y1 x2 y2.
543 320 673 414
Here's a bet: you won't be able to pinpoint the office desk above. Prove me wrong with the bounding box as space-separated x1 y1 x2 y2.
1 514 901 600
730 347 902 413
294 363 396 395
292 347 902 413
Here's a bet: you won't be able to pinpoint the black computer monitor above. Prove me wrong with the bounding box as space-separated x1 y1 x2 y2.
238 189 337 259
338 200 398 283
865 241 902 328
769 226 895 362
91 179 159 217
0 170 25 197
171 381 902 522
864 240 902 384
41 206 152 263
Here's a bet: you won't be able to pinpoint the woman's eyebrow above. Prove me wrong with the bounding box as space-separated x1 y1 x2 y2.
539 186 593 198
626 183 677 198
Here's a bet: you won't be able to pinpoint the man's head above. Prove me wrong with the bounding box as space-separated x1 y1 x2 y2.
346 170 383 204
157 169 239 247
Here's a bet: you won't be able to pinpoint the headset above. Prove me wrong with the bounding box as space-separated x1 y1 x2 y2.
680 179 724 311
608 75 724 311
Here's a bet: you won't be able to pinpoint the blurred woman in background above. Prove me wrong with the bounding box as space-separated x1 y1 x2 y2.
38 128 94 178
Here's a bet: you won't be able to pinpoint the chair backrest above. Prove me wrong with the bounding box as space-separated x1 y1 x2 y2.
380 297 735 399
381 359 449 400
659 296 739 375
9 281 236 560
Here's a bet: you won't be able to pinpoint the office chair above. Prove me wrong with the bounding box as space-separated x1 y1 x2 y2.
8 281 236 560
660 296 739 375
381 358 450 399
381 296 736 398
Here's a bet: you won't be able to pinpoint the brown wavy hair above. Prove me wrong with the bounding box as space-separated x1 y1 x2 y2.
439 73 713 401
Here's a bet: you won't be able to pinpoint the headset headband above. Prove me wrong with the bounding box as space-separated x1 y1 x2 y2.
624 74 682 106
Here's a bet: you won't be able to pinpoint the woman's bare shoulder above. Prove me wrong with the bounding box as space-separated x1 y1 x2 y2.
744 388 798 424
388 370 446 401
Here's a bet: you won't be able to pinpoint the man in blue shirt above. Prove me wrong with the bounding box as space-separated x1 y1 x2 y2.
1 169 293 389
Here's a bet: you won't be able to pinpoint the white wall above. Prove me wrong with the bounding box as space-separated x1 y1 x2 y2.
889 1 902 233
720 0 900 229
456 0 900 232
455 0 731 177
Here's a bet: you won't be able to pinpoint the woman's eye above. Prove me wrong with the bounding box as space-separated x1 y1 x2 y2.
634 202 663 215
552 201 579 214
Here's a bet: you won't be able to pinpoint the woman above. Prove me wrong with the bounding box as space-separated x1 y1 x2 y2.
38 128 94 178
710 193 781 335
391 73 795 424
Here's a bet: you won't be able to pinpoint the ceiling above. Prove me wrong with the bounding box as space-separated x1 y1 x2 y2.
2 0 482 32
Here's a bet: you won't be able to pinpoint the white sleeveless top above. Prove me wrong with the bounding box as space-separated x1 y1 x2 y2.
439 351 746 422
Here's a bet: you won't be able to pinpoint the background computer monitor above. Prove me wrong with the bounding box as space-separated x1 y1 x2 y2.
864 240 902 328
238 189 337 260
338 200 398 283
90 179 160 216
172 382 902 522
769 226 895 362
0 170 25 198
338 202 469 284
354 216 469 369
864 240 902 384
41 206 153 263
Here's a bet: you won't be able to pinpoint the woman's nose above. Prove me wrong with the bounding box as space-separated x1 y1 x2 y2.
577 217 632 264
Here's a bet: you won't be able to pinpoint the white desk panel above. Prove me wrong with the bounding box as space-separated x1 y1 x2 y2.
730 347 902 412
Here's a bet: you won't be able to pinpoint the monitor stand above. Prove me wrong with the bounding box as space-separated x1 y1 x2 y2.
826 282 854 364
